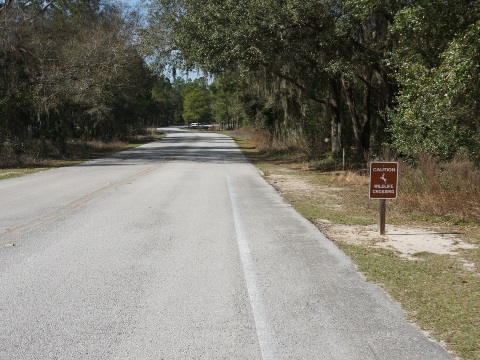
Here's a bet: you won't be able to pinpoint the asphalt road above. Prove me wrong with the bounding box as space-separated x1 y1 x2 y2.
0 128 453 359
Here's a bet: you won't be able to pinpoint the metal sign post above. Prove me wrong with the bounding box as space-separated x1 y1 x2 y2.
369 162 399 235
379 199 386 235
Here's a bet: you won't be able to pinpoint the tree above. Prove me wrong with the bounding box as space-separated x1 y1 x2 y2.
182 84 211 124
389 0 480 163
150 76 184 126
1 0 157 160
210 70 245 129
143 0 399 155
142 0 480 164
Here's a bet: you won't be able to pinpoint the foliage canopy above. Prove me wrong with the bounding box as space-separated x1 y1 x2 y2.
142 0 480 164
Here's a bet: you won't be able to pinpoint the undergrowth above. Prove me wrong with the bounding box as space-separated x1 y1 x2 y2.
398 155 480 224
232 126 480 225
0 128 160 169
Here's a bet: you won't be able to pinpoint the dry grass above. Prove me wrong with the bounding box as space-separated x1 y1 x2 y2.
0 130 161 170
233 127 480 226
398 155 480 224
229 125 311 163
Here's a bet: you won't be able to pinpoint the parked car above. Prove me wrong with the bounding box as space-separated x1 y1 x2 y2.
189 122 207 129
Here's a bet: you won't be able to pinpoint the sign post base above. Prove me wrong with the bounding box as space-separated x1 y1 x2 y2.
380 199 386 235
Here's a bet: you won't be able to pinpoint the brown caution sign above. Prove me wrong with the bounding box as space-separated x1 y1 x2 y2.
369 162 399 199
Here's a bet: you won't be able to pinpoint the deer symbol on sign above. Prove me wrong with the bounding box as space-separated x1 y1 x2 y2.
380 173 387 184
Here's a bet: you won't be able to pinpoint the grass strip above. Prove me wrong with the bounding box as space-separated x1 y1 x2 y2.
340 245 480 359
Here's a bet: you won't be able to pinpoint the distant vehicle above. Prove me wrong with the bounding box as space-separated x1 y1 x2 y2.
189 123 207 129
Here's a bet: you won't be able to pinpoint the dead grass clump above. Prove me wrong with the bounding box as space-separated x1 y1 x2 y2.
245 126 272 151
66 139 126 154
331 171 370 186
399 155 480 223
231 126 270 148
232 125 308 159
1 138 130 168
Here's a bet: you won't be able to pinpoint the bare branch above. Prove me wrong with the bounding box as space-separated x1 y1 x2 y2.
0 0 14 12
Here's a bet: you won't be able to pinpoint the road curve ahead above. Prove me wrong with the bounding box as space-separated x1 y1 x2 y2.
0 128 452 359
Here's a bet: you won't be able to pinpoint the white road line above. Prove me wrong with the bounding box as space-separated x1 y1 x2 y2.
227 175 281 360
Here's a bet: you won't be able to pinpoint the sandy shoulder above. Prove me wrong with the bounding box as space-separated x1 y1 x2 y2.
265 167 479 273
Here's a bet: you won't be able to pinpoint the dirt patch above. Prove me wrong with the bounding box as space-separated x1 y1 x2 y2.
269 172 343 199
264 168 478 273
319 221 477 262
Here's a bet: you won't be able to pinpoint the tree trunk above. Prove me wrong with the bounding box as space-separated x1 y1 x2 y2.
328 78 342 154
341 75 363 156
362 67 372 153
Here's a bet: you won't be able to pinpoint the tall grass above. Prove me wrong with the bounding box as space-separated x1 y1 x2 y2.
231 125 310 157
398 155 480 223
232 126 480 224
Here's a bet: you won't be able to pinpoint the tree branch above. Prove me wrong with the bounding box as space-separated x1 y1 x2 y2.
0 0 13 12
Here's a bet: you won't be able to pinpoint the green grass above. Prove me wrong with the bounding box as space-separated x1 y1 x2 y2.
286 194 374 226
340 245 480 359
